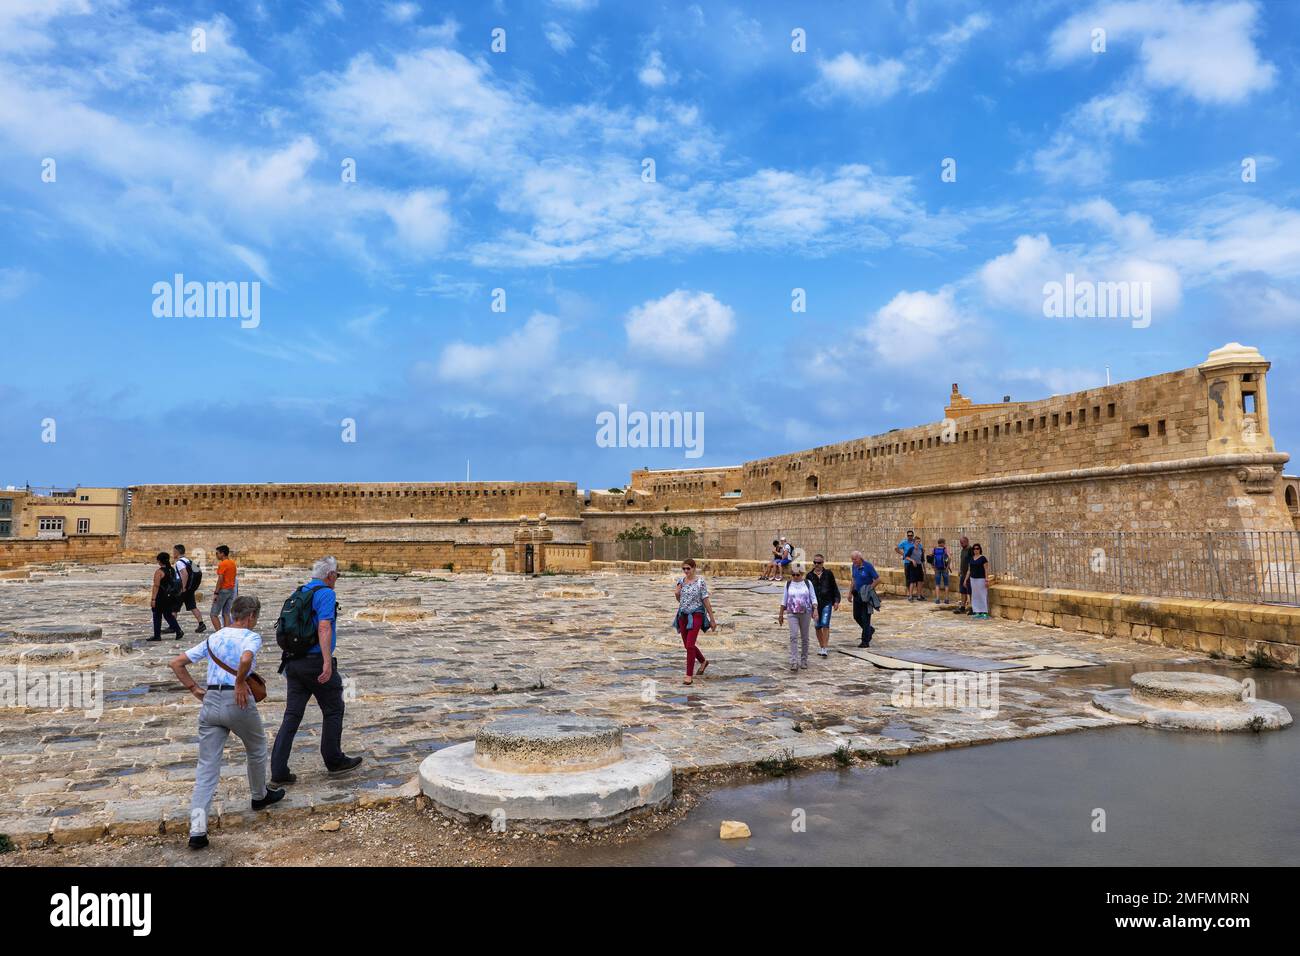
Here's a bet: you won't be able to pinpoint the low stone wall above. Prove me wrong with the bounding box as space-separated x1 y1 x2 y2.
0 535 124 570
591 558 1300 668
541 543 593 572
286 535 514 573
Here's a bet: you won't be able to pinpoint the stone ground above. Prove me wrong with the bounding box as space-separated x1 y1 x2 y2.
0 563 1205 855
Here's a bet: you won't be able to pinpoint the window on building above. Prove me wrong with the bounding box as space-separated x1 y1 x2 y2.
77 518 90 534
38 517 65 534
1131 424 1150 438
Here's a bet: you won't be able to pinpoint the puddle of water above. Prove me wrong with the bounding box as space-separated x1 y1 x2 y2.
880 721 922 741
557 662 1300 866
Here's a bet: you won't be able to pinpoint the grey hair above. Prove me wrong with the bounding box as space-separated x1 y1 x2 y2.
311 556 339 580
231 595 261 620
850 550 863 560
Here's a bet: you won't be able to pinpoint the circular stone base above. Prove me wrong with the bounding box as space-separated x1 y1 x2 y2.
1093 689 1292 731
475 717 623 773
3 624 103 643
1130 671 1245 709
419 742 672 827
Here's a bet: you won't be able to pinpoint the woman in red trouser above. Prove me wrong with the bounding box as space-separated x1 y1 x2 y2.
674 558 716 685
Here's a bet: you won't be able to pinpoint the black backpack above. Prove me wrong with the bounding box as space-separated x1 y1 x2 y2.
158 566 182 609
275 583 326 658
179 558 202 594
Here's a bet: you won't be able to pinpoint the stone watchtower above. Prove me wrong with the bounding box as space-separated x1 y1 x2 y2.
1199 343 1284 500
1199 343 1274 455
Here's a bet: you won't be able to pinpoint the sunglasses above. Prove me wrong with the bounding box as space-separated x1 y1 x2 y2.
812 560 824 565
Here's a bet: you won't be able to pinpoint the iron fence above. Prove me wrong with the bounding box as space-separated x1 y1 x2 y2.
727 527 1300 607
598 530 735 563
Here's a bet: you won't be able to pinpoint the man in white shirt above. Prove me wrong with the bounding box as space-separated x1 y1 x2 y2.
171 544 207 634
168 594 285 850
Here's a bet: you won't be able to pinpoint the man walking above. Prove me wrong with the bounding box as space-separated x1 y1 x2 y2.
210 545 237 631
849 550 879 647
173 544 207 634
808 554 841 657
169 595 284 850
271 556 362 784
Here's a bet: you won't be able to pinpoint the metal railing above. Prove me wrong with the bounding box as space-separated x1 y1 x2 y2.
718 526 1300 607
596 530 736 563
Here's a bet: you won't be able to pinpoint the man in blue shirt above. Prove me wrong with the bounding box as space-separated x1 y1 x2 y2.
270 556 363 784
850 550 880 647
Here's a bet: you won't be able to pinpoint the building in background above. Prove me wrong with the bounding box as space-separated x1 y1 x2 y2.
0 486 126 540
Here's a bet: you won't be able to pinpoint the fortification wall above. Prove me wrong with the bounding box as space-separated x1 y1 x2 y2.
129 481 579 526
125 481 583 560
0 535 124 569
734 456 1295 546
735 369 1219 503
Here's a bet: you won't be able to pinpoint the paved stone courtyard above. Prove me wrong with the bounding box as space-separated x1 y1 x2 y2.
0 563 1204 846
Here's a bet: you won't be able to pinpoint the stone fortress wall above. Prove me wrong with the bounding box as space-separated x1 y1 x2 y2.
123 481 584 567
103 345 1298 572
581 344 1297 548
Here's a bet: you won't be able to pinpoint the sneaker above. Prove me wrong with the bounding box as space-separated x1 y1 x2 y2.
188 834 209 850
196 622 207 633
251 787 286 811
789 664 800 672
147 635 162 642
817 648 829 657
327 755 364 775
799 660 809 669
172 628 185 640
857 639 870 648
270 772 297 786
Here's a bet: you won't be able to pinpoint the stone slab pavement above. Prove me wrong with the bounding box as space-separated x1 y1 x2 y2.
0 564 1204 846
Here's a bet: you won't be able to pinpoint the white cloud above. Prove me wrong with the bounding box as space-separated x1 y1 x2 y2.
625 290 736 362
638 50 672 88
382 188 454 255
438 312 561 382
431 312 636 404
384 2 420 24
1047 0 1275 104
813 52 906 103
1030 90 1149 185
544 22 574 54
862 288 966 365
175 82 226 118
812 13 988 104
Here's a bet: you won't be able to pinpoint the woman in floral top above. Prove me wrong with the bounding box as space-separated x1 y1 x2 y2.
674 558 716 685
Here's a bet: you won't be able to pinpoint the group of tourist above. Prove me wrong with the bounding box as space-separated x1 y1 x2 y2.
147 544 238 641
158 532 993 847
895 531 992 617
673 534 995 682
157 549 362 850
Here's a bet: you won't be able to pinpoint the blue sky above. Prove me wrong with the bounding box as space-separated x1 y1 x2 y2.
2 0 1298 489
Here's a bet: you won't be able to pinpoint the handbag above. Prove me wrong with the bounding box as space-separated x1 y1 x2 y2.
207 638 267 703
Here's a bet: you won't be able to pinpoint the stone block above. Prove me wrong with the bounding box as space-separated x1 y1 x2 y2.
0 815 51 849
105 799 165 837
51 814 106 845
